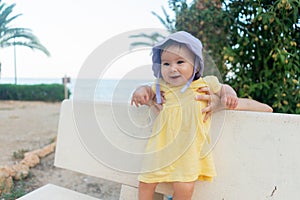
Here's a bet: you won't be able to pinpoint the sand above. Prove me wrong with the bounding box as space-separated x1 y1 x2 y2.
0 100 121 199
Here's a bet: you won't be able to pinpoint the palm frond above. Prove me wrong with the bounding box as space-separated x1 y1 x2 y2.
130 42 154 47
151 9 175 32
0 1 50 56
129 32 167 49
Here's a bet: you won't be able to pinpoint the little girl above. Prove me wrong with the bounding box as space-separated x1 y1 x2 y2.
131 31 237 200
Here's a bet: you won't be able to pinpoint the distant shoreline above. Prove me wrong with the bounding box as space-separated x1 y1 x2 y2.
0 78 154 102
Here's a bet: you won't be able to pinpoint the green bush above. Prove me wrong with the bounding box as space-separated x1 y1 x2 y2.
153 0 299 114
221 0 300 114
0 84 68 102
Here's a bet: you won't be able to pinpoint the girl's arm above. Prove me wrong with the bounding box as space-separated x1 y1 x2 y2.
234 98 273 112
196 86 273 122
200 79 272 112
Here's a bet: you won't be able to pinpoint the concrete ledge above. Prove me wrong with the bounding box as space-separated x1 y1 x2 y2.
17 184 100 200
53 100 300 199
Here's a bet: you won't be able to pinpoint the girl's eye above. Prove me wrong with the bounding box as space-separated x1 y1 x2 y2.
177 60 184 64
162 63 169 67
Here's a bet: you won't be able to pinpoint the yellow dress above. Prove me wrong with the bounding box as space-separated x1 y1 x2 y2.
138 76 221 183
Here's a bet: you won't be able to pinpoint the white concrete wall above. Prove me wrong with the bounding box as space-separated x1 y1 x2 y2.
54 100 300 199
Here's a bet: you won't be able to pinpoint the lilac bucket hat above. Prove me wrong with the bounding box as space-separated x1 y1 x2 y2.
152 31 204 104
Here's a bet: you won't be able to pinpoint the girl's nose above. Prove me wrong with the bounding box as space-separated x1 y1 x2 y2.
169 64 178 72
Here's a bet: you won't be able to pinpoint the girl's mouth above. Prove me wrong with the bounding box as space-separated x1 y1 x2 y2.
170 75 181 79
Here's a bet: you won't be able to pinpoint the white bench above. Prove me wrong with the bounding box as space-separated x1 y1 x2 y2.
19 99 300 199
17 184 99 200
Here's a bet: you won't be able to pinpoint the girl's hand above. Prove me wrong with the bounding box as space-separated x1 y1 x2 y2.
131 86 151 107
151 91 165 111
195 87 223 122
221 95 238 110
131 86 165 109
220 84 238 109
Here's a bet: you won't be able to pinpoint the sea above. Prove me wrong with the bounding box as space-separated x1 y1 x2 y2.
0 77 153 103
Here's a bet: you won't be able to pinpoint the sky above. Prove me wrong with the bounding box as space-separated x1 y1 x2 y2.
0 0 172 79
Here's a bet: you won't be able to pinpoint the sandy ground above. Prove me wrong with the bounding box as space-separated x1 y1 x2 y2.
0 100 121 199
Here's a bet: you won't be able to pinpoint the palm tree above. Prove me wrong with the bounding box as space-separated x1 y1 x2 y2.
0 0 50 84
129 7 174 49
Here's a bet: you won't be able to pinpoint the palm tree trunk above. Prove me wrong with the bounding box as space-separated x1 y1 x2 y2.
14 40 17 84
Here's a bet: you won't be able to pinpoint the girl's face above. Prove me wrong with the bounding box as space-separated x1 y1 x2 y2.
160 45 195 87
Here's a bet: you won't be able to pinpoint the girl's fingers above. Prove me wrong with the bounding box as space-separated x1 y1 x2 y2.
134 101 139 107
131 98 136 106
153 103 163 111
195 94 211 102
197 86 211 94
225 97 238 109
203 111 212 122
201 104 212 114
143 95 149 104
131 94 150 107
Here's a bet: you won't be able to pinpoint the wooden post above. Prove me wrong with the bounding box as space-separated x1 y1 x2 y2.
62 76 71 99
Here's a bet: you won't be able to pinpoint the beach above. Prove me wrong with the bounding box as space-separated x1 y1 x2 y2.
0 100 120 199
